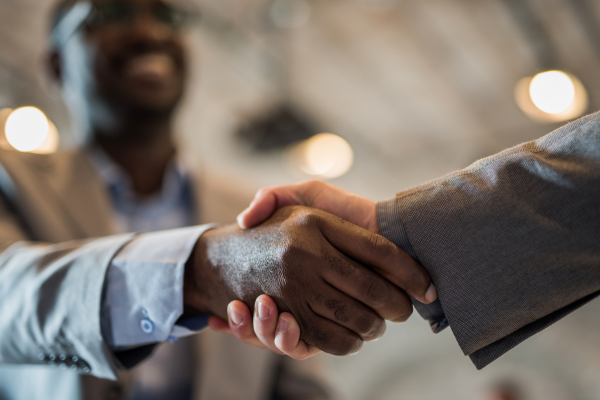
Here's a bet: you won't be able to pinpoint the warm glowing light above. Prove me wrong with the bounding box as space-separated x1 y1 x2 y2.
0 108 13 150
5 107 50 152
529 71 575 114
289 133 354 179
32 120 60 154
515 71 588 123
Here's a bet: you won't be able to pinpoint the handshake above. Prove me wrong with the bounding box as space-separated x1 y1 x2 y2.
183 180 437 360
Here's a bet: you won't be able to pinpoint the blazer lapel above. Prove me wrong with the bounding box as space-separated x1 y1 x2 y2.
27 150 116 239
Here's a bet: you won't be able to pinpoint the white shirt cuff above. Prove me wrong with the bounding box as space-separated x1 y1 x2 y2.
101 225 218 350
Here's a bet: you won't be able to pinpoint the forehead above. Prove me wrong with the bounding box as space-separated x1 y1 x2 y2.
90 0 180 5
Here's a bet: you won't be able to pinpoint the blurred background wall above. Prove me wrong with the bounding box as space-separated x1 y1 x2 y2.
1 0 600 399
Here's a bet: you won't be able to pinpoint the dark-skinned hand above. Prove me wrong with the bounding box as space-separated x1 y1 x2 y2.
185 205 434 356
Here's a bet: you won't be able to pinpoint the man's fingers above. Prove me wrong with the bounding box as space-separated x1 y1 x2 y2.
310 285 386 341
237 180 380 234
227 301 269 350
321 216 436 304
253 295 285 355
208 315 231 333
274 313 322 360
299 312 364 356
322 249 414 323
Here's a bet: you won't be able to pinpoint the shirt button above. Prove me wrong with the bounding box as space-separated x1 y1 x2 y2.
140 318 155 334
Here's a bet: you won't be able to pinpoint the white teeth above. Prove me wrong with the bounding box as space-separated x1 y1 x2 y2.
125 53 175 79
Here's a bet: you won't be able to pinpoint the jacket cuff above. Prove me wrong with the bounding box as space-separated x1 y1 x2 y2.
376 198 448 333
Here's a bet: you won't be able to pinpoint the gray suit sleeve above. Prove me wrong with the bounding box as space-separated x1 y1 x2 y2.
377 111 600 369
0 233 135 380
0 193 135 379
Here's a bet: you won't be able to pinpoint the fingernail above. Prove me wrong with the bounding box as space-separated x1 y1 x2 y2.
254 189 265 199
229 307 243 325
278 318 290 332
257 301 271 319
236 209 249 228
425 283 438 303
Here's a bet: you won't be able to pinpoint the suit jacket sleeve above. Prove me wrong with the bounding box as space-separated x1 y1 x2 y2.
0 196 136 380
377 111 600 369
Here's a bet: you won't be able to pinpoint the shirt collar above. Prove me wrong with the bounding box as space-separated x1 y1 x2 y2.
86 146 192 207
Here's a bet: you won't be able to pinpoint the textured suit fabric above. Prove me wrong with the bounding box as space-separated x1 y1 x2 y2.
378 111 600 369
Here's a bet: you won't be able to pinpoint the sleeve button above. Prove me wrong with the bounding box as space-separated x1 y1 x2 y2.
140 318 155 334
48 354 56 361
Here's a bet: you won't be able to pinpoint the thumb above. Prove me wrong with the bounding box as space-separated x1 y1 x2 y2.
237 186 300 229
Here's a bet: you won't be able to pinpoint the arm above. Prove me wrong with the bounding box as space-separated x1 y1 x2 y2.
0 196 434 376
0 202 134 379
232 111 600 368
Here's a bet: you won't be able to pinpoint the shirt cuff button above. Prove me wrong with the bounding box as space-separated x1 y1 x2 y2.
140 318 155 334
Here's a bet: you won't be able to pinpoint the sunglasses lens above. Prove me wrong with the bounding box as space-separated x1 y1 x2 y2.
93 2 134 24
156 3 189 28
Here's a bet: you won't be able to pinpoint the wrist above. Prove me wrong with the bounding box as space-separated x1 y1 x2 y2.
183 231 213 317
183 226 240 320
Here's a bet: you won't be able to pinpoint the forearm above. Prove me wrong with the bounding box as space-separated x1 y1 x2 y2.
0 224 218 379
0 235 134 380
379 111 600 368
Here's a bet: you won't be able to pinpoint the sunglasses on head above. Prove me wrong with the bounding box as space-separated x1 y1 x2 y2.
86 0 199 30
51 0 199 49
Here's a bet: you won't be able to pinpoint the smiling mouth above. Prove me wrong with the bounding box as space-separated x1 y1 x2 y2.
124 53 176 82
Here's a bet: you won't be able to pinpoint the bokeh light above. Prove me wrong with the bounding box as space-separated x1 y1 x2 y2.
514 71 588 123
0 108 13 150
32 120 60 154
5 107 50 152
529 71 575 114
288 133 354 179
270 0 312 29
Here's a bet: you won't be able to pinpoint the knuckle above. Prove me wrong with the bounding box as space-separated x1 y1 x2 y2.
303 322 362 356
291 209 321 228
392 305 413 323
328 334 363 356
367 233 394 261
355 314 385 341
361 277 389 306
279 244 309 265
326 299 349 323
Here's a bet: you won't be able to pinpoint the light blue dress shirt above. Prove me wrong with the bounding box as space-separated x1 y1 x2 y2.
90 149 211 352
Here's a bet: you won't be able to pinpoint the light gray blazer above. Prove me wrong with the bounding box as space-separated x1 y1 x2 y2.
378 111 600 369
0 149 332 400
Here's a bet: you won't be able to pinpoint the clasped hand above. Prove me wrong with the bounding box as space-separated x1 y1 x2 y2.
192 181 437 359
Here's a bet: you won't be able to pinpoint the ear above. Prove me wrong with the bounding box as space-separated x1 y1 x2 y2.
47 51 63 86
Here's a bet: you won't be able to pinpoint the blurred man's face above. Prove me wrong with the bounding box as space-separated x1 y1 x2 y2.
55 0 191 128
